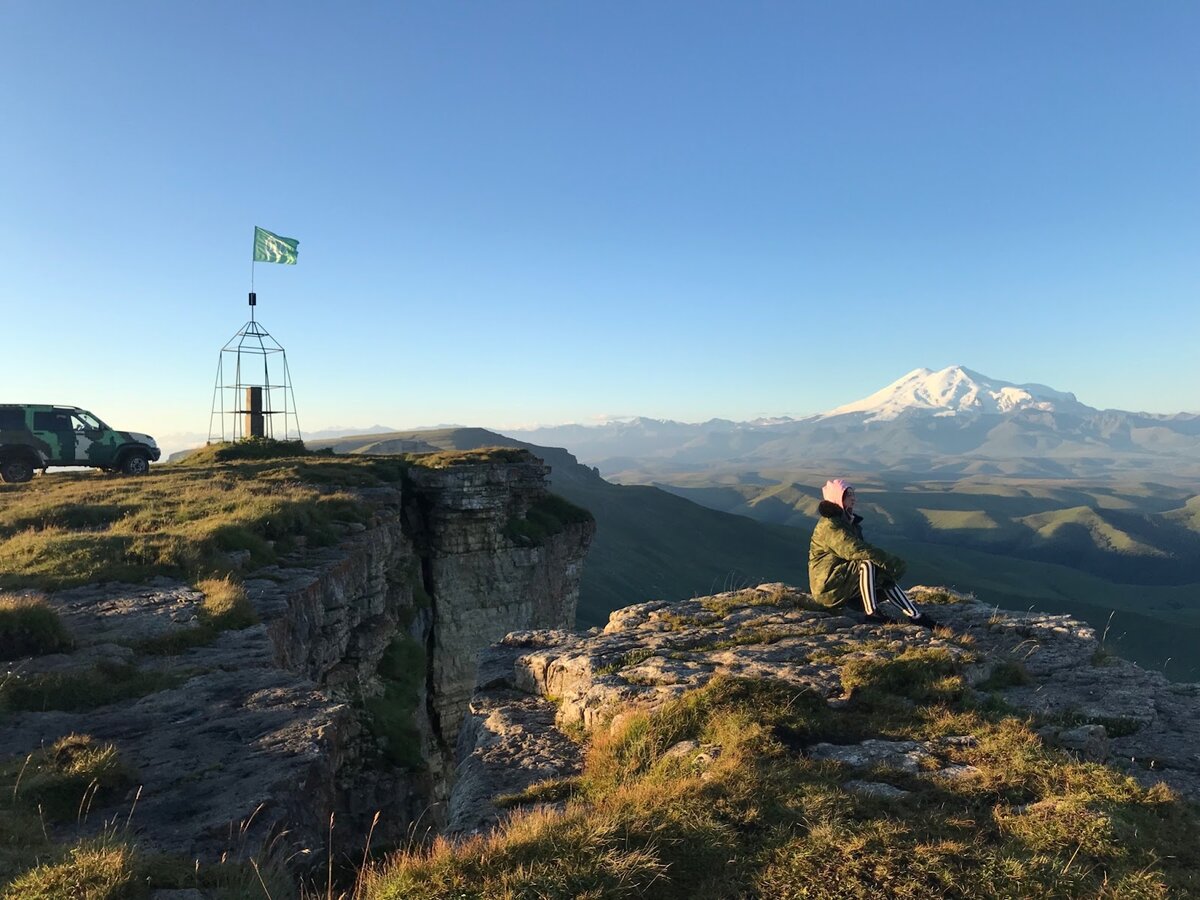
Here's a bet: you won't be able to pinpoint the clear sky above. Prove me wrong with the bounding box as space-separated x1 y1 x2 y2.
3 2 1197 451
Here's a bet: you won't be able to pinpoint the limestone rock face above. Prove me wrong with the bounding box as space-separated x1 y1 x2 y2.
451 584 1200 834
407 461 594 769
1 456 592 866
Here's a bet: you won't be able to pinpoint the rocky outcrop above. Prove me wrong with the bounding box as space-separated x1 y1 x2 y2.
0 455 593 865
0 576 362 862
405 461 594 771
450 584 1200 835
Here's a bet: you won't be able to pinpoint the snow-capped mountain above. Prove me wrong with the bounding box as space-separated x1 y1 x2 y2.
820 366 1088 422
502 366 1200 477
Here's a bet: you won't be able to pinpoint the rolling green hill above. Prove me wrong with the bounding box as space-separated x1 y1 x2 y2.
624 468 1200 584
601 465 1200 680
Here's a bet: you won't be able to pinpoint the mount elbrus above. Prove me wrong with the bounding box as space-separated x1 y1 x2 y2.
506 365 1200 477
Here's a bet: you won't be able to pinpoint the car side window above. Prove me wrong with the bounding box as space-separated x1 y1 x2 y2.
33 411 68 431
0 409 24 430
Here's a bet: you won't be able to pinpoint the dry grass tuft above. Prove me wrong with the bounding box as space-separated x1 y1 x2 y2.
196 576 258 631
2 734 131 824
355 662 1200 898
1 839 134 899
0 593 72 660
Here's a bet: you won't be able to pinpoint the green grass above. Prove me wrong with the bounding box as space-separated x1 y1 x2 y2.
1018 506 1168 556
699 584 822 618
0 737 136 895
0 838 293 899
363 636 427 769
0 661 184 714
2 838 138 899
0 835 291 900
1039 710 1145 739
698 625 786 651
0 734 292 897
505 492 594 547
0 438 592 595
136 576 259 655
0 593 72 660
974 660 1032 691
178 437 321 464
410 446 532 468
0 454 402 592
596 648 657 675
1 734 132 823
908 588 970 605
495 777 582 809
919 508 1005 531
839 648 965 705
359 670 1200 898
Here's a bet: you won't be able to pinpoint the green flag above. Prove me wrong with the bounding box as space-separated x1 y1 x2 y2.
253 226 299 264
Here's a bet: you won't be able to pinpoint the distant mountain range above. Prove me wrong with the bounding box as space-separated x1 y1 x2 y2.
502 366 1200 478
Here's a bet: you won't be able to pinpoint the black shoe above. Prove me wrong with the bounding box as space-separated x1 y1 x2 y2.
862 612 889 625
908 613 939 629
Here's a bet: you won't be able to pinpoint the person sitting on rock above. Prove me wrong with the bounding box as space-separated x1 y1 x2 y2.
809 478 937 628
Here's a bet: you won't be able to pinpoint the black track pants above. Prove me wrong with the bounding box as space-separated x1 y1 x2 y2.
857 560 920 618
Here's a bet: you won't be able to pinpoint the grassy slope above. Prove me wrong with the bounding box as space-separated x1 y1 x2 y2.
623 467 1200 589
362 643 1200 898
893 540 1200 681
0 448 407 591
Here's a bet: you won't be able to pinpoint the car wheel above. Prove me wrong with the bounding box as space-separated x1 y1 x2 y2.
120 452 151 476
0 458 35 484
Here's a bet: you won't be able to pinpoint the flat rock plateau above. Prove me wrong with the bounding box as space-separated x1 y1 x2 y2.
452 585 1200 834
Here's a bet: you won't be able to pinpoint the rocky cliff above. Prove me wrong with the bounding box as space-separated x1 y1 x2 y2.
450 584 1200 835
0 454 593 864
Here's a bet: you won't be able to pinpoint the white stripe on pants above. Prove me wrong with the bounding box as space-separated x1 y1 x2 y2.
857 561 920 618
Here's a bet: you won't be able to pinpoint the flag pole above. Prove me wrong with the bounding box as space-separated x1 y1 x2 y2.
250 228 256 323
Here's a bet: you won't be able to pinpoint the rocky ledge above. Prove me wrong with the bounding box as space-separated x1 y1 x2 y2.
1 456 594 866
450 584 1200 834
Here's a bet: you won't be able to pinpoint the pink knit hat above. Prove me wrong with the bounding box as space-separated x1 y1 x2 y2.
822 478 853 506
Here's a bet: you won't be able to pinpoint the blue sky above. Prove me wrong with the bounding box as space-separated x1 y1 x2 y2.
3 2 1197 448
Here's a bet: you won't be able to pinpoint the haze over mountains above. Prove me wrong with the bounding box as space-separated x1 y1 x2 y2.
503 366 1200 479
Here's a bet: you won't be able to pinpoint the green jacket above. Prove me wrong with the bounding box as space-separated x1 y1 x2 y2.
808 501 907 607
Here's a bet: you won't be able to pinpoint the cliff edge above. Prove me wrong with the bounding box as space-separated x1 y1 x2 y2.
405 585 1200 897
0 450 593 874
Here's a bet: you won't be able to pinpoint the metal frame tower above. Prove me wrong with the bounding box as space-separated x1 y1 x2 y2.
208 292 302 443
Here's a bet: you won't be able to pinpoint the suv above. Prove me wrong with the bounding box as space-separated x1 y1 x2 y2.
0 404 161 483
